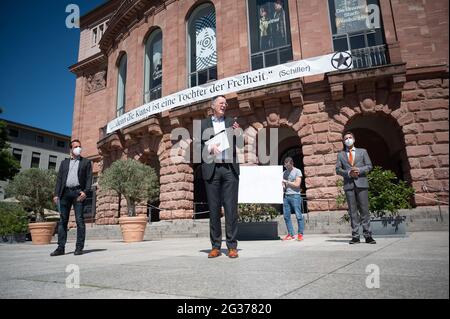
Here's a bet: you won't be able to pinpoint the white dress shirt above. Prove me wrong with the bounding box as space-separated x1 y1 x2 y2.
209 116 227 161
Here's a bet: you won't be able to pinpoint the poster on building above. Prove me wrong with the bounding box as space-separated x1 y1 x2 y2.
151 36 162 88
195 8 217 71
257 0 289 51
334 0 370 35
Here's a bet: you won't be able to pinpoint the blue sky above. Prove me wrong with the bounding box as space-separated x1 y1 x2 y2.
0 0 107 136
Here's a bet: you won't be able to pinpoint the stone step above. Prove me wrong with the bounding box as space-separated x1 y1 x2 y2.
65 206 448 240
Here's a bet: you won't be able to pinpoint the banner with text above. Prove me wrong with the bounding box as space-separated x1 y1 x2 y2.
107 51 352 134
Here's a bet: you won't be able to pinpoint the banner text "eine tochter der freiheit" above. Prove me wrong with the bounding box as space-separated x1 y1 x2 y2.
106 51 351 134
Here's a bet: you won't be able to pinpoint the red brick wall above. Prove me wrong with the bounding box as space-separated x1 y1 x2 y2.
70 0 449 224
392 0 449 67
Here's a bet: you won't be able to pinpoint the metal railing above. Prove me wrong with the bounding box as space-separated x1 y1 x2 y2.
351 44 389 69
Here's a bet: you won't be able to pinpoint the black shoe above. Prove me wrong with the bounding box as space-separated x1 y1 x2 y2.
74 249 83 255
349 237 360 244
50 248 65 256
365 237 377 244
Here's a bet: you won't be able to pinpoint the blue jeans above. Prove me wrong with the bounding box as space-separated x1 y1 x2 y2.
283 194 304 236
57 188 85 250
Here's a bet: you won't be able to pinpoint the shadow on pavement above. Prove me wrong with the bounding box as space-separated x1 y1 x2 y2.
68 249 107 255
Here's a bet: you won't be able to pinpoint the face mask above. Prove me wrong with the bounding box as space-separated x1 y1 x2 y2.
73 147 82 156
344 138 354 148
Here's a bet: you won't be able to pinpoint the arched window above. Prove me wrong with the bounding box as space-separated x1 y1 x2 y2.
116 54 127 117
144 29 163 103
247 0 293 70
187 3 217 87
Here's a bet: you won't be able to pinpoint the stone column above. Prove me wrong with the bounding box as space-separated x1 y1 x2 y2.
300 103 342 212
158 133 194 219
95 186 120 225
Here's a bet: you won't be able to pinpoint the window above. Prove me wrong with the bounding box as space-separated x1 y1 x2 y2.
31 152 40 168
8 128 19 138
117 54 127 117
144 29 163 103
12 148 22 163
48 155 57 170
36 135 44 143
248 0 293 70
56 140 66 148
187 3 217 87
91 20 108 47
328 0 388 68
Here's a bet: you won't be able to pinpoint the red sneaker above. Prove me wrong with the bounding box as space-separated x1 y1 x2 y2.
297 234 304 241
282 234 295 241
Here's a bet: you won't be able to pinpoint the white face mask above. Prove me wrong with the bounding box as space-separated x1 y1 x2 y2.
73 147 82 156
344 138 354 148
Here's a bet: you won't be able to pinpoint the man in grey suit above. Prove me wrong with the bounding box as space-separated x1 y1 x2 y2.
336 131 376 244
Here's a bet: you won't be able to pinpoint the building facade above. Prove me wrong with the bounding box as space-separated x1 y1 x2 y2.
0 120 71 200
70 0 449 224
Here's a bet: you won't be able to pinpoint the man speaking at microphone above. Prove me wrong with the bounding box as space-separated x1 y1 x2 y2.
198 95 242 259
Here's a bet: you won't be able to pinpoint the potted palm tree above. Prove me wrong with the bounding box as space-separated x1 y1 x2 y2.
99 159 159 242
237 204 280 240
336 166 415 236
5 168 57 244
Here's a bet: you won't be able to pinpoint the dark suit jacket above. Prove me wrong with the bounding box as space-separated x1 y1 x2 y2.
335 148 372 190
55 157 93 198
198 116 242 181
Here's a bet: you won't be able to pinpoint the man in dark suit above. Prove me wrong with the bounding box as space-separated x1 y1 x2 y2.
198 95 242 258
336 131 376 245
50 139 93 256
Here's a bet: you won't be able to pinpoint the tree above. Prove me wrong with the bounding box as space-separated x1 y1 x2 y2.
99 159 159 216
6 168 57 222
0 108 20 181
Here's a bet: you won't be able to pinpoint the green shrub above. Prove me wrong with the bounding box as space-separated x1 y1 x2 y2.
0 202 29 236
238 204 279 223
99 159 159 217
368 166 415 218
336 166 415 223
5 169 56 222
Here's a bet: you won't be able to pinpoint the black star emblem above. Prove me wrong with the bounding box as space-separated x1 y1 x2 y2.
331 52 352 70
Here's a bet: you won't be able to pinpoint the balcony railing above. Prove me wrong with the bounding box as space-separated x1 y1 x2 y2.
351 45 389 69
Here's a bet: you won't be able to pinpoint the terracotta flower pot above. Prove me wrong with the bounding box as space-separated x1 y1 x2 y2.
118 216 148 242
28 222 57 245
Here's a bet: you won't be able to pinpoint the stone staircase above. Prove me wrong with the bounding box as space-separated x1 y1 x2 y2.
66 206 449 240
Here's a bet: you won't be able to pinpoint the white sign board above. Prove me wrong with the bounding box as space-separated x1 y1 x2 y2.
106 51 353 134
238 165 283 204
